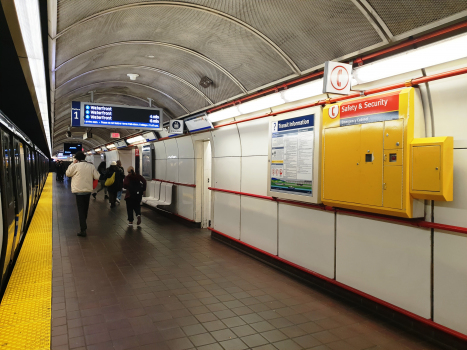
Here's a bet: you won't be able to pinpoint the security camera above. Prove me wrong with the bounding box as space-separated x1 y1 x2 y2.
66 131 71 138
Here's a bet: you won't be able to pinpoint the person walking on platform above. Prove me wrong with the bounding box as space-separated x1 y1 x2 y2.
65 151 100 237
123 166 146 225
92 161 109 199
105 161 123 208
116 160 125 204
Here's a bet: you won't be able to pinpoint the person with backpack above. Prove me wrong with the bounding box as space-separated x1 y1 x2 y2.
105 161 124 208
92 161 109 199
123 166 147 225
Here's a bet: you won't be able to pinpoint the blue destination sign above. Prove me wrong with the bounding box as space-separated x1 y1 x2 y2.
71 102 163 131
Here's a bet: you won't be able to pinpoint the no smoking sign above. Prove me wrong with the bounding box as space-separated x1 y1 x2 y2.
323 61 353 95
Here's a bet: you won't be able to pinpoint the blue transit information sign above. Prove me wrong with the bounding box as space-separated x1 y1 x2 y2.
71 101 163 131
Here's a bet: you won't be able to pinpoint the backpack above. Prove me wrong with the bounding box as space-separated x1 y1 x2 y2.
128 177 144 200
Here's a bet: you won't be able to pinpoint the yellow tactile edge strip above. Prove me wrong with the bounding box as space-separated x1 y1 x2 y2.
0 175 52 350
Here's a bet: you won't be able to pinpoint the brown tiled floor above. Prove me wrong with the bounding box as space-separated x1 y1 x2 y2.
51 179 445 350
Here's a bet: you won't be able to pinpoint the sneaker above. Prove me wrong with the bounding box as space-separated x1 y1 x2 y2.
92 193 96 199
77 231 87 237
128 222 133 225
137 215 141 226
116 198 120 204
105 195 109 199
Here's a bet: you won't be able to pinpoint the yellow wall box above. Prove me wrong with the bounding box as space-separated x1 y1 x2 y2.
410 137 453 201
322 87 453 218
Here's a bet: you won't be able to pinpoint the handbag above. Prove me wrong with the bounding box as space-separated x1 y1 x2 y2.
104 172 115 187
93 179 98 189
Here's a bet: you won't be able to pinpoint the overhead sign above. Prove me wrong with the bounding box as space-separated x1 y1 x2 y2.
71 102 163 130
63 143 82 155
270 114 315 196
169 120 184 134
142 131 157 142
71 101 81 127
326 91 400 127
185 114 213 132
110 132 120 138
323 61 353 95
114 140 127 149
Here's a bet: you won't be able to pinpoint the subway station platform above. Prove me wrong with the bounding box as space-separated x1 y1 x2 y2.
2 177 446 350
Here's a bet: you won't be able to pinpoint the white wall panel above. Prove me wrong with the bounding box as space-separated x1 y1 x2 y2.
176 136 195 159
352 69 424 91
118 150 133 174
434 231 467 335
164 139 179 159
212 125 241 157
155 159 167 180
154 141 167 159
212 157 240 192
336 214 431 318
241 156 268 196
178 158 195 184
240 196 278 255
425 57 467 148
213 191 240 239
278 204 335 278
177 186 195 221
434 149 467 227
105 150 119 167
237 118 270 156
166 159 179 182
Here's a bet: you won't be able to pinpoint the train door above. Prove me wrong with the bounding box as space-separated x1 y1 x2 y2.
11 138 25 254
0 131 16 283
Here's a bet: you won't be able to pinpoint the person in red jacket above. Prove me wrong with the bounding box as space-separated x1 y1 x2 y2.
123 166 147 225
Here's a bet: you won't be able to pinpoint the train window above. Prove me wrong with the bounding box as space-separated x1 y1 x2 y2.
2 132 13 205
15 141 23 197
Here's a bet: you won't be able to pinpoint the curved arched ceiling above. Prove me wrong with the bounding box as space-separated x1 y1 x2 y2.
49 0 467 153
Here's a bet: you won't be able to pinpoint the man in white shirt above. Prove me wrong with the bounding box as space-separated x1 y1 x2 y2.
66 151 100 237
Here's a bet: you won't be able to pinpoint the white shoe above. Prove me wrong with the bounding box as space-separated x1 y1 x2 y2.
128 222 133 225
116 198 120 203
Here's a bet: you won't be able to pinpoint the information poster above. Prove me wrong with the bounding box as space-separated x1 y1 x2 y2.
270 114 314 196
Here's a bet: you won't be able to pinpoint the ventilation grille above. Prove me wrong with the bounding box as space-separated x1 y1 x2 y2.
55 66 210 112
55 43 243 104
57 1 382 74
367 0 467 37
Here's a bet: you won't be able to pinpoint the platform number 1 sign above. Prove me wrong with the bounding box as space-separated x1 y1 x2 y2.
71 101 81 127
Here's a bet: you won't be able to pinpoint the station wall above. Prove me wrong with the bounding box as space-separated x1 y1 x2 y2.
148 57 467 335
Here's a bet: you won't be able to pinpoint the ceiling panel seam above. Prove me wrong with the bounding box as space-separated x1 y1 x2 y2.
55 65 214 105
52 1 301 74
55 81 190 113
350 0 392 42
53 40 247 94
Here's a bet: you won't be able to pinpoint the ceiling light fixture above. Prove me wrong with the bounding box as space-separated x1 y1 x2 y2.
127 73 139 80
147 55 155 58
127 135 146 144
107 144 116 149
13 0 51 152
352 32 467 86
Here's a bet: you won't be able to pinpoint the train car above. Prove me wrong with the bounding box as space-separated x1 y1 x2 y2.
0 110 48 292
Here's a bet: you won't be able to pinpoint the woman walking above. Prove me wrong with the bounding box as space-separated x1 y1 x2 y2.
105 161 124 208
123 166 147 225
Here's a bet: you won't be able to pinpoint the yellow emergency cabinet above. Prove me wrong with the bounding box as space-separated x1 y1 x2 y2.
410 137 453 201
321 87 453 218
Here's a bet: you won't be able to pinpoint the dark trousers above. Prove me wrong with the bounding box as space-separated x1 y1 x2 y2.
126 198 141 222
75 194 91 231
108 191 117 206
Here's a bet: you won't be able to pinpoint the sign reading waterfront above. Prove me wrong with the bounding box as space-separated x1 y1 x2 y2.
71 102 163 131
